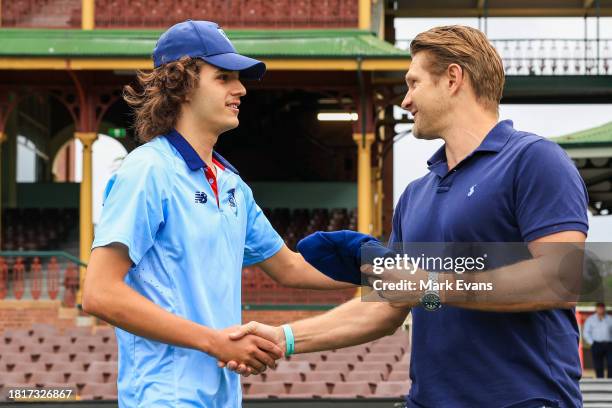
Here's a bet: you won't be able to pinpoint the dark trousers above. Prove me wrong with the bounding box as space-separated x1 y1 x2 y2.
591 341 612 378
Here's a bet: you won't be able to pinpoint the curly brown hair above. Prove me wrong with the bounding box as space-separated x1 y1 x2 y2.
123 56 204 142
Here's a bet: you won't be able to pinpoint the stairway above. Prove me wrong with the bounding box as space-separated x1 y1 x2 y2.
582 379 612 407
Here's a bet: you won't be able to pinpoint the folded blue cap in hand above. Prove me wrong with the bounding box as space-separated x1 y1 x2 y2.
296 230 395 285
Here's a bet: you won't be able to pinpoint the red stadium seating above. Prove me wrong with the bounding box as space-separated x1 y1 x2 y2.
374 381 410 397
330 381 375 398
247 381 288 398
289 381 329 398
265 370 303 383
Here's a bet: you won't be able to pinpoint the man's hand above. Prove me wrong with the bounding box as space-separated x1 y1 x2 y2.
217 321 285 376
209 326 283 375
360 264 426 307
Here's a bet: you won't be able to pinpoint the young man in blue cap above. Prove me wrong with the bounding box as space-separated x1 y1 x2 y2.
224 25 589 408
82 20 349 407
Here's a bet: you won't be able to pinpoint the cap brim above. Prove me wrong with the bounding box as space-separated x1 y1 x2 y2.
201 53 266 80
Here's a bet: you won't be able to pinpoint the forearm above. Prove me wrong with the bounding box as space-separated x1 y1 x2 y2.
290 298 408 353
260 247 354 290
442 256 578 312
83 281 216 353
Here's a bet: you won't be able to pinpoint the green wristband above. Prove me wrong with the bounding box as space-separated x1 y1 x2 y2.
282 324 295 356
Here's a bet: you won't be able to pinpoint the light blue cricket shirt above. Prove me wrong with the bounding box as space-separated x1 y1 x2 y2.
92 129 284 407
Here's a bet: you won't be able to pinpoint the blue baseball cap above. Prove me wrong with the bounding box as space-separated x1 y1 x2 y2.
153 20 266 80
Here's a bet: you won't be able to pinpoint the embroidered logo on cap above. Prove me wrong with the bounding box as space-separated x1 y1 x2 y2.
217 29 232 47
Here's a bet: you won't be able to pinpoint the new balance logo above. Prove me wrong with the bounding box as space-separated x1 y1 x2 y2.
195 191 208 204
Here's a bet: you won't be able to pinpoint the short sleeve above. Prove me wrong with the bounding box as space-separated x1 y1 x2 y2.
92 146 171 264
388 196 404 246
241 184 283 266
515 139 589 242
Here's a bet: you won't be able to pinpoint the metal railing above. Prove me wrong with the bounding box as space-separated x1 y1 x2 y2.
396 38 612 76
0 251 83 306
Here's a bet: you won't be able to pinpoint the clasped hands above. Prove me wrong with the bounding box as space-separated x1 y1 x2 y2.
214 322 285 376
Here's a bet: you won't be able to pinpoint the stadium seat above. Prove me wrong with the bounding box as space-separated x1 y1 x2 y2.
369 343 406 355
2 328 30 343
314 361 352 374
352 361 392 375
374 381 410 397
288 353 325 362
264 370 302 383
73 370 108 387
303 371 344 383
79 382 118 400
88 361 118 376
246 381 287 398
344 370 384 382
361 352 399 363
274 361 312 373
241 374 265 386
323 353 362 363
22 343 55 360
330 381 374 398
0 343 22 354
289 381 330 398
332 344 369 354
0 371 28 387
8 362 47 375
388 370 410 382
29 371 67 386
45 361 85 375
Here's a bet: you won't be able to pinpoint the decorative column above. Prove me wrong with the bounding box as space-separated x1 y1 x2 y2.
358 0 371 30
82 0 95 30
75 131 97 301
353 133 375 235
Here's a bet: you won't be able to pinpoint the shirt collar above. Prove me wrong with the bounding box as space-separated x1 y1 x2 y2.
164 129 239 175
426 120 515 173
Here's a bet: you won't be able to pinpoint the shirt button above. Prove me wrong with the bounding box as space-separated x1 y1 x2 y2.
209 179 214 184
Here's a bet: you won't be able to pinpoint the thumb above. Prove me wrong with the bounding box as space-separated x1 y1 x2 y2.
228 321 258 340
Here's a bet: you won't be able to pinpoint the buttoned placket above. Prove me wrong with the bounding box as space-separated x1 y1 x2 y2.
202 165 221 210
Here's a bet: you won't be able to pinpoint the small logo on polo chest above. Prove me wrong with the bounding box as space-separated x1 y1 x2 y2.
195 191 208 204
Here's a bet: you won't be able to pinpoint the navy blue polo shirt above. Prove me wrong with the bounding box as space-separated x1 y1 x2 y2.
390 120 589 408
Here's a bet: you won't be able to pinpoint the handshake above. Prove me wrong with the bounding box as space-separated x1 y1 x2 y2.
213 321 286 376
208 230 400 376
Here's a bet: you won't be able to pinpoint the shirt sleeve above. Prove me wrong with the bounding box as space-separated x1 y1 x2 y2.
92 146 171 265
241 183 284 266
514 139 589 242
388 196 404 247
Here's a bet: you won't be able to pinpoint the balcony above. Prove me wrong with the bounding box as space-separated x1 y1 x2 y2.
396 38 612 76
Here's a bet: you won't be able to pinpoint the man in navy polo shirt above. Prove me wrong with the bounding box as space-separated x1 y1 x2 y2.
82 20 352 407
223 25 588 407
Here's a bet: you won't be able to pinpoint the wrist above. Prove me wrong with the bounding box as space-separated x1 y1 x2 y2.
198 326 221 355
275 325 288 355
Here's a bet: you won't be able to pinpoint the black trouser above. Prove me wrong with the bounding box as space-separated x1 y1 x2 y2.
591 341 612 378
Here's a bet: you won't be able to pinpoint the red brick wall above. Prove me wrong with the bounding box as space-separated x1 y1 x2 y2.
0 301 78 332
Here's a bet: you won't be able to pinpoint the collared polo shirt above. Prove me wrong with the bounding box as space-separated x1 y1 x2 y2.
92 129 284 407
390 120 589 408
583 313 612 345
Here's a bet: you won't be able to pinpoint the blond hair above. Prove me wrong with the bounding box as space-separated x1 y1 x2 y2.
410 25 504 111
